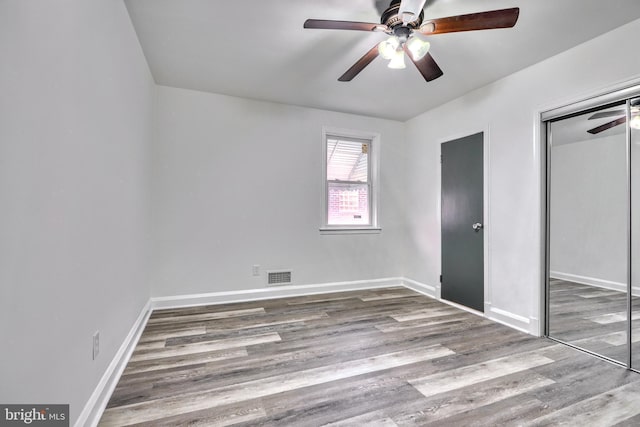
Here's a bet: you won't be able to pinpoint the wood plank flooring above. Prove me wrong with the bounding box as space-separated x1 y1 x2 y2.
100 287 640 426
548 279 640 364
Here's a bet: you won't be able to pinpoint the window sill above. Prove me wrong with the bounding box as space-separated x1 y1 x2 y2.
319 227 382 235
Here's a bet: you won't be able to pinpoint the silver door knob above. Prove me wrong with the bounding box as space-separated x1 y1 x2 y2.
472 222 483 231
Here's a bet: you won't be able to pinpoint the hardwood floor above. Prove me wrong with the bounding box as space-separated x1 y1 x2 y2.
548 279 640 364
100 287 640 426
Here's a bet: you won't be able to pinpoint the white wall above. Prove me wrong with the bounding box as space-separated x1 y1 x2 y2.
403 18 640 335
151 86 406 297
0 1 154 424
3 4 640 423
549 135 627 287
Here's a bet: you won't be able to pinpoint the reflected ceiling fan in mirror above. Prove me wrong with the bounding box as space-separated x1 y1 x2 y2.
303 0 520 82
586 101 640 134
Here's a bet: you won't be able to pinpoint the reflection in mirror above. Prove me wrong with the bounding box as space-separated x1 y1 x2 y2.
548 102 628 364
632 98 640 369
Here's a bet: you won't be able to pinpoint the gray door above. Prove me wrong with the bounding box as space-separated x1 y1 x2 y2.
441 132 484 312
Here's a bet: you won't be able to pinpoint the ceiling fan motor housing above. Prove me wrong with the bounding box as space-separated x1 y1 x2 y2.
381 0 424 29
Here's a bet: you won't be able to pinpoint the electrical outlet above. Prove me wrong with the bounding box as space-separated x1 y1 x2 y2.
252 265 260 276
93 331 100 360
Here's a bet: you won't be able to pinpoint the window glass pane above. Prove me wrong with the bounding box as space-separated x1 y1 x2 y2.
327 138 368 182
327 182 369 225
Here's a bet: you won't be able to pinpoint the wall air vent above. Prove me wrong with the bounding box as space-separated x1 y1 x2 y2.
267 270 292 286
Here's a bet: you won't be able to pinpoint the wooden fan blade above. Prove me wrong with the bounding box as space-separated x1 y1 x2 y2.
304 19 387 32
587 117 627 134
588 110 625 120
419 7 519 35
338 45 380 81
404 45 443 82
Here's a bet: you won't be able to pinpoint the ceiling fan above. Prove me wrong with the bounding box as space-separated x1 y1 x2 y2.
303 0 520 82
586 103 640 134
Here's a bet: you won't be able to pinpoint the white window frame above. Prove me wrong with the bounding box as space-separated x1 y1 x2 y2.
320 126 381 234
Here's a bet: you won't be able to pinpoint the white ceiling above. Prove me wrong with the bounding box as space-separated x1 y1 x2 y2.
125 0 640 121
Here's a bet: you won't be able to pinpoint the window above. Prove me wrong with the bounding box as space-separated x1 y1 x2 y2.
322 128 379 232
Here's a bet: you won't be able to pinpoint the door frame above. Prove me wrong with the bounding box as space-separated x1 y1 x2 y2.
438 126 491 314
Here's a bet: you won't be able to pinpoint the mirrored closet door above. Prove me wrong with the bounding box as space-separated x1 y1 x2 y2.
631 97 640 369
547 100 630 365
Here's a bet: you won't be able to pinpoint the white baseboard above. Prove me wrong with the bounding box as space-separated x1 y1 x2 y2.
151 277 405 310
75 300 152 427
401 277 438 298
485 303 532 335
529 316 541 337
550 271 626 292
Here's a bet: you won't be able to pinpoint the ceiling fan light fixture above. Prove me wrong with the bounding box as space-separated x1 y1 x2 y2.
378 36 400 60
388 49 406 69
303 5 519 83
406 35 430 60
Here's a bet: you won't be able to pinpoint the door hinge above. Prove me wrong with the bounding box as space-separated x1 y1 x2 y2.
439 274 442 283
